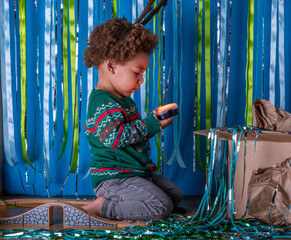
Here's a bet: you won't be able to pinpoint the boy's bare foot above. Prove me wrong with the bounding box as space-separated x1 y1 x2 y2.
82 196 105 216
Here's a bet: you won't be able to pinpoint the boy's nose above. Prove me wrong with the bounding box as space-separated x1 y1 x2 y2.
138 76 144 84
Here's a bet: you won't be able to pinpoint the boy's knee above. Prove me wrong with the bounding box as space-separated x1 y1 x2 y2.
150 196 173 220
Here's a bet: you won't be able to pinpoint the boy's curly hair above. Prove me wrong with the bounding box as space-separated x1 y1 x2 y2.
83 17 158 68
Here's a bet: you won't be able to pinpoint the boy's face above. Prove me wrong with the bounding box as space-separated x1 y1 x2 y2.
110 52 149 98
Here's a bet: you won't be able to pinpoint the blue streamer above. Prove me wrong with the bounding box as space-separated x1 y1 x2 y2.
26 0 38 170
177 0 184 167
105 0 112 20
55 0 64 160
261 0 265 99
254 0 264 100
168 0 186 168
82 0 99 182
0 0 17 167
81 0 94 182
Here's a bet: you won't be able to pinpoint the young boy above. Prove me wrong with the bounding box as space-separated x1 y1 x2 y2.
82 17 182 221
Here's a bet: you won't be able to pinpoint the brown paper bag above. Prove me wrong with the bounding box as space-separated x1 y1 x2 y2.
247 158 291 225
253 99 291 131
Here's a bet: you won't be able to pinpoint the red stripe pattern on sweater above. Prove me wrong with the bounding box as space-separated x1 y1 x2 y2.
84 103 148 149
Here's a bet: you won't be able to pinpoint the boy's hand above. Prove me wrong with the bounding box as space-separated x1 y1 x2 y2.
153 107 174 129
159 117 174 129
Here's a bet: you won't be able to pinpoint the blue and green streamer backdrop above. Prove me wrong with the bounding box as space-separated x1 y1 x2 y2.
0 0 291 197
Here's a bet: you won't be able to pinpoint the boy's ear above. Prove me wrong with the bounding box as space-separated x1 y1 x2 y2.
107 59 116 74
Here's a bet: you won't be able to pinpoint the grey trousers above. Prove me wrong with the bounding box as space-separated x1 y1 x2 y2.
94 173 183 221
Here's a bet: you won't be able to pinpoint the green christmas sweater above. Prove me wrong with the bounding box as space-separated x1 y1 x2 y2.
84 90 161 188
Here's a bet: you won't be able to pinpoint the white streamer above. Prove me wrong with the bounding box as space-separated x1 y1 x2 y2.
278 0 285 109
87 0 93 111
269 0 277 105
51 0 57 147
138 0 146 118
43 0 53 188
216 0 228 128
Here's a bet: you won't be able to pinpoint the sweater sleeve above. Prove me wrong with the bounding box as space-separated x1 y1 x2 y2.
142 112 161 137
85 99 161 149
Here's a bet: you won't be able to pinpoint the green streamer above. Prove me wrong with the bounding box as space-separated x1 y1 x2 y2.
19 0 34 170
195 0 206 172
69 0 78 174
58 0 79 174
194 0 211 172
205 0 211 130
19 0 27 164
58 0 69 161
112 0 117 18
245 0 254 125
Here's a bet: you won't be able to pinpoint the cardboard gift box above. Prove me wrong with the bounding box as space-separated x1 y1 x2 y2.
195 127 291 219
